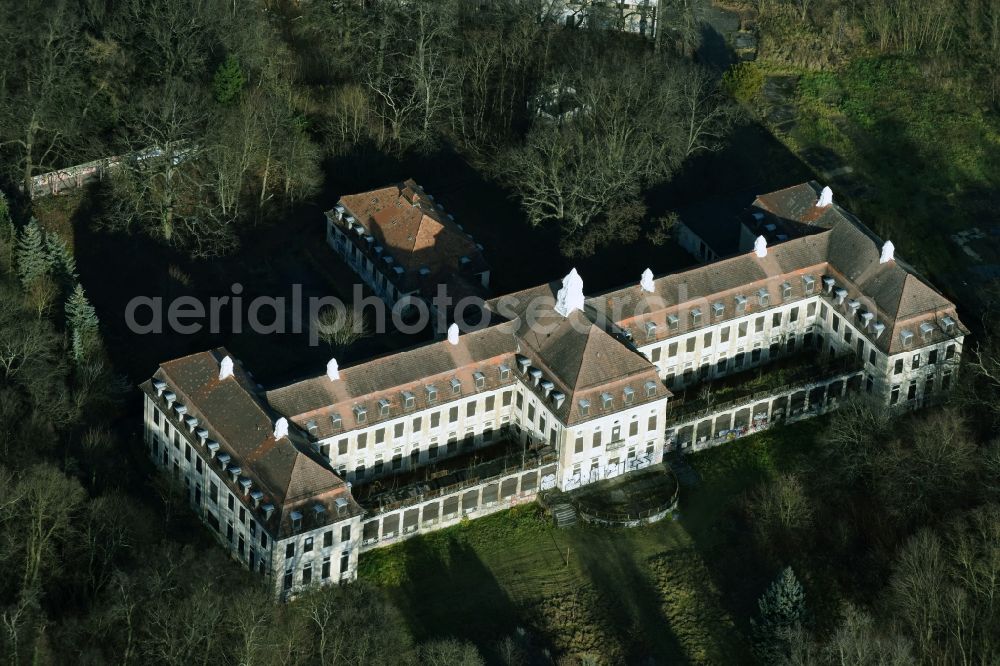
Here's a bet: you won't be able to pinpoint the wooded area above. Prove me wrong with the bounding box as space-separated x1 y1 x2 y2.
0 0 737 259
0 0 998 664
0 2 734 663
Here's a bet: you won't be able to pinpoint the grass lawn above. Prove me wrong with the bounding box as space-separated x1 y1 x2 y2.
357 420 829 664
359 505 744 664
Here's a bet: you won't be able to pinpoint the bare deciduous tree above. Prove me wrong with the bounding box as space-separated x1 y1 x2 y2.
0 4 87 194
2 464 87 595
496 54 736 256
748 473 814 554
105 82 236 257
819 393 891 486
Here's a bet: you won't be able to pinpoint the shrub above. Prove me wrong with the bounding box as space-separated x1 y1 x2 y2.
723 62 766 105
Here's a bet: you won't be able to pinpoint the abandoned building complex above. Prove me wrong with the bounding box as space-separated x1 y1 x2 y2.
142 180 965 598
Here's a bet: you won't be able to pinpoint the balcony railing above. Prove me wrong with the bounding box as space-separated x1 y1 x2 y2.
355 436 555 515
667 355 863 421
605 439 626 452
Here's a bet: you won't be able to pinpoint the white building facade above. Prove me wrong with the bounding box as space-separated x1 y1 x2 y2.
141 181 964 597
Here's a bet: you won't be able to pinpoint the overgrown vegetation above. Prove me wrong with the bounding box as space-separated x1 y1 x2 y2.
0 0 737 260
680 373 1000 663
724 0 1000 279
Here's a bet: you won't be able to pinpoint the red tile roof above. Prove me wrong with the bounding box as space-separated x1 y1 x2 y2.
144 348 359 538
338 179 485 275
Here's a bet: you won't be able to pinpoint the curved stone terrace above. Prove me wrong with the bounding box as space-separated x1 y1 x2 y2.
568 464 679 526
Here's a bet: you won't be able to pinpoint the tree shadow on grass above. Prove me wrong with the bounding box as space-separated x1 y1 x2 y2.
388 533 540 660
570 526 689 663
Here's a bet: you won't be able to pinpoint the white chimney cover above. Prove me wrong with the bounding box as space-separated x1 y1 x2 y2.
817 186 833 207
447 323 460 345
273 417 289 440
640 268 655 293
754 235 767 258
880 240 895 264
219 355 234 380
554 268 585 317
326 358 340 381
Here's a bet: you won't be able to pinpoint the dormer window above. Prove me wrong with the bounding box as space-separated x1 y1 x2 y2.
330 413 342 431
516 355 530 373
757 288 770 307
735 295 748 314
473 371 485 389
601 393 613 409
691 308 702 326
667 314 679 331
919 322 934 341
450 378 461 394
848 300 860 314
290 510 303 532
378 399 391 416
712 302 724 318
900 330 914 347
823 276 836 293
940 316 956 334
579 399 590 417
644 321 657 340
425 385 438 403
834 287 848 304
306 420 318 436
873 322 886 338
803 275 816 293
645 380 657 397
353 405 367 424
781 282 792 300
623 387 635 405
402 391 415 410
499 364 511 380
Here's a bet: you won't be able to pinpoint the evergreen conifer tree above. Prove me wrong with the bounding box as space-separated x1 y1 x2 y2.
45 232 78 289
66 283 99 362
16 218 49 289
751 566 806 663
213 55 245 105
